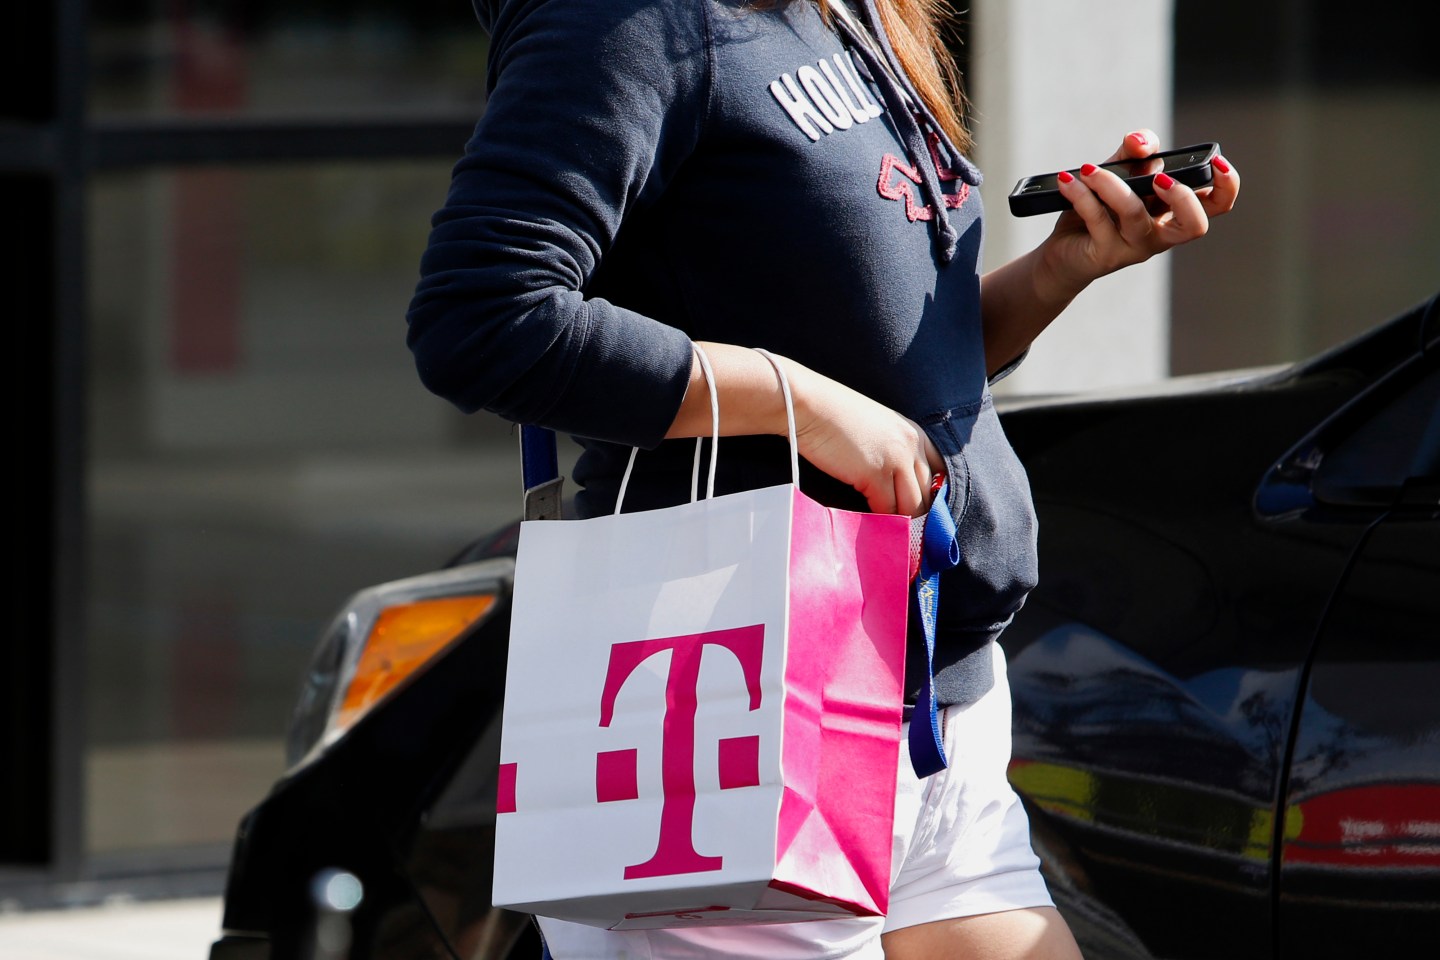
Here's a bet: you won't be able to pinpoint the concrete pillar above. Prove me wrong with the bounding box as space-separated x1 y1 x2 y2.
968 0 1175 393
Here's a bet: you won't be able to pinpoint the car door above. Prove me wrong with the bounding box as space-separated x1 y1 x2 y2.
1277 347 1440 957
998 298 1440 960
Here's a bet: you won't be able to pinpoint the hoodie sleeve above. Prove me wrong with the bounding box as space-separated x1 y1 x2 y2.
406 0 710 447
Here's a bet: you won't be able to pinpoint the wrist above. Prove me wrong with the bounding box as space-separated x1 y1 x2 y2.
1034 236 1094 307
767 353 815 439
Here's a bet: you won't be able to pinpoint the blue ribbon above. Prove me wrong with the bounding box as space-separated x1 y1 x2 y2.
908 481 960 778
520 425 559 491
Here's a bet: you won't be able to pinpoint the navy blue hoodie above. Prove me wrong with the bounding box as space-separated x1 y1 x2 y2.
407 0 1038 706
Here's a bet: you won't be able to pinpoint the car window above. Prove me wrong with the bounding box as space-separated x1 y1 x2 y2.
1313 361 1440 505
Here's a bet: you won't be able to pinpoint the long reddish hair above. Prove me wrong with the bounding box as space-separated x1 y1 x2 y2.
817 0 972 153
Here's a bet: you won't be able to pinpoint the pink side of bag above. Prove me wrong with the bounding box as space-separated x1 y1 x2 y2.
771 488 910 917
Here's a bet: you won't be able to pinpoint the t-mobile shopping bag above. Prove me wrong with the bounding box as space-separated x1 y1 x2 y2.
492 351 911 930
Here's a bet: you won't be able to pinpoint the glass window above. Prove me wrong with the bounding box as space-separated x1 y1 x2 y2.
90 1 488 119
1314 362 1440 506
84 161 547 855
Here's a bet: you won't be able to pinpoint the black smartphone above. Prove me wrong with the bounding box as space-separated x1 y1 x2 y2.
1007 142 1220 217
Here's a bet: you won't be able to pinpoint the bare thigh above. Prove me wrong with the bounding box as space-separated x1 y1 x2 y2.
881 906 1083 960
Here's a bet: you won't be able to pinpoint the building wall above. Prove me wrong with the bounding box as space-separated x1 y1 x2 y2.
971 0 1175 394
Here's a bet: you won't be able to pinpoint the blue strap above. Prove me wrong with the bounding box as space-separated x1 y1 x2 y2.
520 425 559 491
908 481 960 778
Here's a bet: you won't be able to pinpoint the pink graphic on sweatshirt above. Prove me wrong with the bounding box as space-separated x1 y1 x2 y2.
877 131 971 222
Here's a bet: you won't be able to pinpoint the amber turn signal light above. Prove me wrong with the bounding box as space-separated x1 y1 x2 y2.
334 594 496 734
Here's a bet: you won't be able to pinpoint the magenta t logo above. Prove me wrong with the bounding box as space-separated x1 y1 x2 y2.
598 624 765 880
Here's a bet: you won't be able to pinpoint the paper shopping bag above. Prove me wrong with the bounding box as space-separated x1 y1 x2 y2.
492 481 910 930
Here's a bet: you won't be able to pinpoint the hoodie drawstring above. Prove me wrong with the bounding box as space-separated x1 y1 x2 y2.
834 0 980 264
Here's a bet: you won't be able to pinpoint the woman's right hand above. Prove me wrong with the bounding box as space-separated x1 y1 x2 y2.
666 343 944 517
785 359 944 518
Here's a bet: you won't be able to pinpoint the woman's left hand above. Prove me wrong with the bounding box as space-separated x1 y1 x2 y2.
1040 129 1240 297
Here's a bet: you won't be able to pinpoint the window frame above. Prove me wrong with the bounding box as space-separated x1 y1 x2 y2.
1 0 483 899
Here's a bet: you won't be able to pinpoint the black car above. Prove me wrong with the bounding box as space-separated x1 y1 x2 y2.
209 291 1439 960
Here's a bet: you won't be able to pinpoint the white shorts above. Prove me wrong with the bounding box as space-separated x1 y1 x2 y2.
538 645 1053 959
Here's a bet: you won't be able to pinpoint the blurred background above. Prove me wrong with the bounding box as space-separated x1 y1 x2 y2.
3 0 1437 906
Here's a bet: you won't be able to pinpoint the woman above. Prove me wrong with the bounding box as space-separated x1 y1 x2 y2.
407 0 1239 957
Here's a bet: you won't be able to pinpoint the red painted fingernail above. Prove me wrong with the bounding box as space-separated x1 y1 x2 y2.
1080 163 1099 176
1057 170 1074 184
1130 132 1149 146
1154 172 1175 190
1213 156 1231 174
